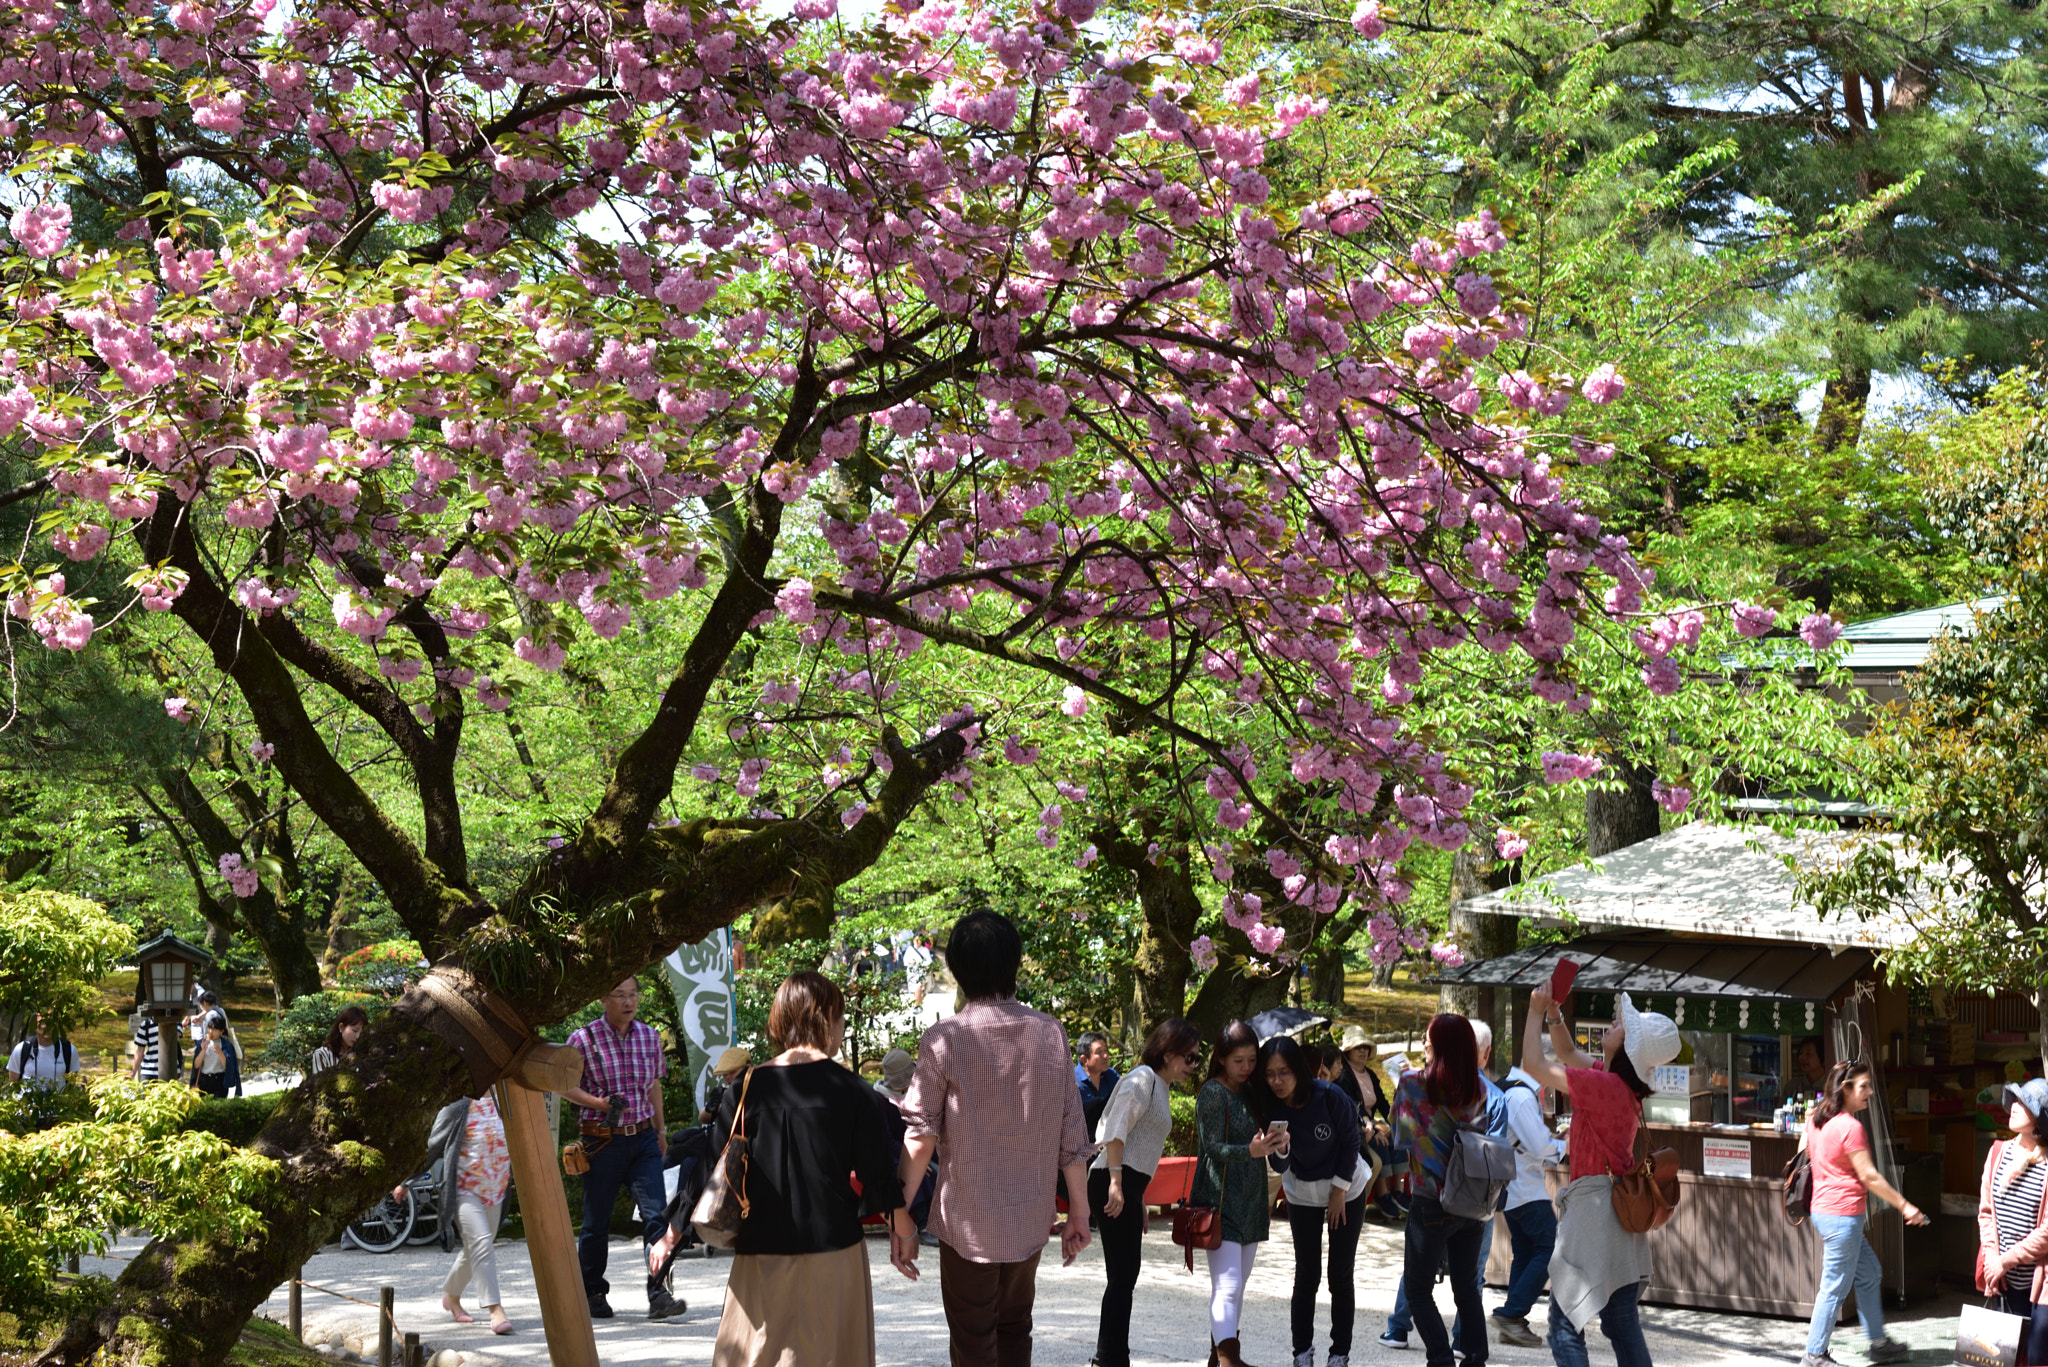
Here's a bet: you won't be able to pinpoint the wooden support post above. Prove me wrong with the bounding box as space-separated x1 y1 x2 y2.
402 1330 422 1367
503 1055 600 1367
377 1286 394 1367
288 1271 302 1340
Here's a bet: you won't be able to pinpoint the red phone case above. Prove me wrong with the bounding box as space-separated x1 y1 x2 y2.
1549 957 1579 1002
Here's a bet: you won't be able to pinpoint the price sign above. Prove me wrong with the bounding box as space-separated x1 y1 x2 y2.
1702 1138 1752 1179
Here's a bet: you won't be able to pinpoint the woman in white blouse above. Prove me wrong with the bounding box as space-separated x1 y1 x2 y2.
1089 1017 1203 1367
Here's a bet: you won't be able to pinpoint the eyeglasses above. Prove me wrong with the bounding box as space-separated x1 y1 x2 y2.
1183 1051 1203 1064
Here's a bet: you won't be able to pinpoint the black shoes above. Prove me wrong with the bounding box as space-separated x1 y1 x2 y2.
648 1289 688 1321
588 1294 615 1319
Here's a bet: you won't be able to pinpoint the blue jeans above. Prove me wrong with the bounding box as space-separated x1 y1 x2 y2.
576 1128 667 1301
1389 1207 1493 1341
1547 1282 1651 1367
1495 1199 1557 1320
1806 1210 1884 1355
1400 1194 1489 1366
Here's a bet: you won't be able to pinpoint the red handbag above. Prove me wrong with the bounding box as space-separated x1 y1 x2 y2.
1170 1162 1230 1271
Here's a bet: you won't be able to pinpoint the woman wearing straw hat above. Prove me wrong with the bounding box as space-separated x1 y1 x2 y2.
1518 990 1679 1367
1329 1024 1405 1220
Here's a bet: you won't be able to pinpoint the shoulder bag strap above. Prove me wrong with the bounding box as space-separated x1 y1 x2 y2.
731 1066 756 1217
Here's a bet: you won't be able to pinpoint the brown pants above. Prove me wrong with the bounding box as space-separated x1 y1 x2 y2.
938 1241 1041 1367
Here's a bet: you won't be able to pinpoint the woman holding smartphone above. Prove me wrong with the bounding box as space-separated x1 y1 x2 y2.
1260 1036 1368 1367
1195 1019 1284 1367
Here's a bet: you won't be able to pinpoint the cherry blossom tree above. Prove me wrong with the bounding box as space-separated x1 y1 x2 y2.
0 0 1801 1353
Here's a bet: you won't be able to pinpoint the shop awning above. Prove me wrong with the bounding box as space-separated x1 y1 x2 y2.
1435 933 1874 1036
1459 822 1916 951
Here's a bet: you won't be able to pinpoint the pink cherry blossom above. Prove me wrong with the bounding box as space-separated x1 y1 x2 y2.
1539 751 1604 784
1495 827 1529 860
1246 922 1285 955
1799 612 1844 650
1731 601 1778 638
250 740 275 764
1059 685 1089 717
1581 364 1627 404
1652 778 1692 814
219 853 261 899
1075 844 1098 870
1430 940 1465 968
165 697 193 722
10 202 70 258
1349 0 1385 37
1190 935 1218 972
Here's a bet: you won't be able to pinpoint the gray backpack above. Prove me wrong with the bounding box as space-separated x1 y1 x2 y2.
1439 1115 1516 1220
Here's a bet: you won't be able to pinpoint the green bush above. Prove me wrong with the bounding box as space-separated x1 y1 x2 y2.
0 1077 94 1133
255 990 385 1078
1165 1090 1199 1158
180 1092 286 1146
334 940 424 994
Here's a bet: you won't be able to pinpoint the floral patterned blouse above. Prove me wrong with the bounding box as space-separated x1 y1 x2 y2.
456 1089 512 1206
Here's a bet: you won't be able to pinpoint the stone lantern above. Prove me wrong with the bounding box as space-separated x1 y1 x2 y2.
132 930 213 1081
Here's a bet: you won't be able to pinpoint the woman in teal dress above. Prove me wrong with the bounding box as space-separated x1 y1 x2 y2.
1194 1018 1282 1367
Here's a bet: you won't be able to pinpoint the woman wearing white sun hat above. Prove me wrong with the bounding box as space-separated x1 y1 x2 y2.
1518 990 1680 1367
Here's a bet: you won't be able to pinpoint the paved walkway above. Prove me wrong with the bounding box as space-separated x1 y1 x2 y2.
86 1219 1964 1366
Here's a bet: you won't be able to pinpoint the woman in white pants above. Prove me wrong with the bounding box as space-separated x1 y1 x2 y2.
1193 1019 1283 1367
415 1087 515 1334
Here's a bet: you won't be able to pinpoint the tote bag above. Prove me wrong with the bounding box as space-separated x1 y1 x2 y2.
690 1067 755 1248
1957 1301 2025 1367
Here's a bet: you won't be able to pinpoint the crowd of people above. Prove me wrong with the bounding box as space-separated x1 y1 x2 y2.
39 902 2007 1367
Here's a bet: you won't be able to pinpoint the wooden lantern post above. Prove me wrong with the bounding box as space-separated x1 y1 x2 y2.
503 1042 599 1367
131 930 213 1081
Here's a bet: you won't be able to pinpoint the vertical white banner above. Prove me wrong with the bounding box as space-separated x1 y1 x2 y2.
663 928 735 1115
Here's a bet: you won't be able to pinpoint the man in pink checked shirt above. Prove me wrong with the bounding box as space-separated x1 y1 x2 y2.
892 910 1092 1366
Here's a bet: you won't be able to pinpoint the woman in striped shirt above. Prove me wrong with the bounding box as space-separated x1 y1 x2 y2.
1979 1078 2048 1364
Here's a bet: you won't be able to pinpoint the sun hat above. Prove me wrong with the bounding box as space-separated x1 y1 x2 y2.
2004 1077 2048 1126
1616 993 1681 1076
880 1048 916 1091
712 1045 752 1077
1338 1024 1373 1053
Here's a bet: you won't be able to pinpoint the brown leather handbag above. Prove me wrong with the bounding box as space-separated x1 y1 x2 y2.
691 1066 755 1248
1171 1161 1229 1272
1611 1144 1681 1233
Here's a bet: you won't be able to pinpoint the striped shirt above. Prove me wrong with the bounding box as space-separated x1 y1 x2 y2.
1994 1144 2048 1293
133 1017 162 1078
567 1018 667 1125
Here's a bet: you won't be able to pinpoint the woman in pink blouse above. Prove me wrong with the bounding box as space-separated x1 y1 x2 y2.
418 1088 516 1334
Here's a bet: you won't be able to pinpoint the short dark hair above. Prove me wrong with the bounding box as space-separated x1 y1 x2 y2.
1423 1013 1481 1111
1139 1018 1201 1072
1077 1031 1109 1060
1318 1043 1344 1073
1255 1036 1318 1109
768 971 844 1053
197 990 219 1006
945 910 1021 1001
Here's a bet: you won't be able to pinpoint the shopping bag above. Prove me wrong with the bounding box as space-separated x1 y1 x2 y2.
1956 1300 2025 1367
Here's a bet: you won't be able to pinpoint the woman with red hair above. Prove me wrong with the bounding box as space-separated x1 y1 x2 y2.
1391 1014 1499 1367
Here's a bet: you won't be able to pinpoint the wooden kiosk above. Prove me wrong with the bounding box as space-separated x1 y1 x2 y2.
1444 822 2043 1315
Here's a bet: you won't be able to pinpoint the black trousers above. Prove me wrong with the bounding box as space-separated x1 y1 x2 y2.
1288 1190 1367 1356
1403 1192 1488 1367
1087 1164 1151 1367
1998 1290 2048 1365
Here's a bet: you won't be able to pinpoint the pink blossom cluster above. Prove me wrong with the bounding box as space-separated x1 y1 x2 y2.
218 853 260 898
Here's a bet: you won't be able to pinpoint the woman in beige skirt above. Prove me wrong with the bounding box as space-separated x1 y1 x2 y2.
655 970 904 1365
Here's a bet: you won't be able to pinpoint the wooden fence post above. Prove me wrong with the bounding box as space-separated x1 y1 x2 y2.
288 1270 301 1341
402 1330 422 1367
377 1285 394 1367
502 1045 600 1367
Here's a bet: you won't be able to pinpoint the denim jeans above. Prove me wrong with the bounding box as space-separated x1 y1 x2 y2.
576 1128 667 1301
1997 1289 2048 1364
1546 1282 1651 1367
1287 1190 1367 1356
1389 1206 1492 1342
1806 1210 1884 1355
1401 1193 1488 1367
1496 1199 1557 1320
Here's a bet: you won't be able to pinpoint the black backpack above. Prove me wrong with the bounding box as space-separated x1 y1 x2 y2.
1782 1148 1813 1226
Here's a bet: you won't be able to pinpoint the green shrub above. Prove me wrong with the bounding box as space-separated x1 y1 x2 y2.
0 1078 94 1133
1165 1090 1199 1158
180 1092 286 1146
255 990 385 1078
334 940 424 994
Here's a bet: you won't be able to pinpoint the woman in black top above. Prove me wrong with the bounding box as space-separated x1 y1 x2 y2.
704 971 903 1366
1268 1037 1368 1367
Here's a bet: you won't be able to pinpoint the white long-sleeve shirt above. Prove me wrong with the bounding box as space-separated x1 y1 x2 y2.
1502 1065 1565 1209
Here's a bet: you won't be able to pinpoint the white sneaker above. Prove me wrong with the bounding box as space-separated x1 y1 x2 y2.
1293 1353 1314 1367
1328 1356 1349 1367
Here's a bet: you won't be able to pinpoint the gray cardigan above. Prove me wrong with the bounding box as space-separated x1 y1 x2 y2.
426 1098 472 1251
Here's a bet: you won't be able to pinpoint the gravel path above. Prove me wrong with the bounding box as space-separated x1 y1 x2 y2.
82 1220 1964 1366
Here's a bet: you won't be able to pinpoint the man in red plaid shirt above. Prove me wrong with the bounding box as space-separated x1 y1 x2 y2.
563 978 683 1321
